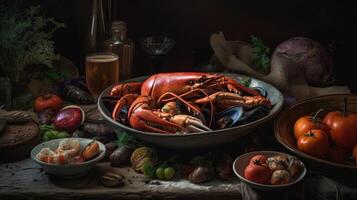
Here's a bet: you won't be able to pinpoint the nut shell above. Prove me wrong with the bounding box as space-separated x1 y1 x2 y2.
130 147 156 167
100 172 124 187
133 157 153 172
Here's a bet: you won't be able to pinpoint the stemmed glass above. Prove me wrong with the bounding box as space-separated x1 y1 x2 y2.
139 36 175 73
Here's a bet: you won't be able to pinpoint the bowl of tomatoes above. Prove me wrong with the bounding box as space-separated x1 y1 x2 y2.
274 94 357 178
233 151 306 191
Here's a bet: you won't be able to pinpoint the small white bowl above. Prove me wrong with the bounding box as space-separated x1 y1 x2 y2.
31 138 106 177
233 151 306 191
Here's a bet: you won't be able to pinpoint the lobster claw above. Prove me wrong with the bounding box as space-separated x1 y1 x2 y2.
112 94 139 123
194 92 272 109
130 109 183 134
170 114 211 133
110 82 142 98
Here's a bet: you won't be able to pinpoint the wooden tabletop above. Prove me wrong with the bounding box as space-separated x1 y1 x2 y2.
0 159 242 200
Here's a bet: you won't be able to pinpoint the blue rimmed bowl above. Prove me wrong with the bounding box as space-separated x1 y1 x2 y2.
31 138 106 177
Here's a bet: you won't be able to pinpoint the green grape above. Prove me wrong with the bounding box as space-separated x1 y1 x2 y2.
164 167 175 180
156 167 165 180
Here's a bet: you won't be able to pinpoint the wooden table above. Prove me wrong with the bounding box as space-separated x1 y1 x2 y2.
0 159 242 200
1 126 357 200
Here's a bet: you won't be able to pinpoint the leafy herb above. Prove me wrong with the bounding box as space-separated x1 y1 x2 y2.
115 131 142 147
39 124 69 141
238 77 252 87
36 70 70 83
0 1 65 82
142 162 156 178
40 124 55 135
251 35 270 73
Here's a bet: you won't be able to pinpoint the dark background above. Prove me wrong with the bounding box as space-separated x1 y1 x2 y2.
37 0 356 91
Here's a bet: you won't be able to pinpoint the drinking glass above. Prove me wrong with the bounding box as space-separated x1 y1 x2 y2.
85 52 119 98
139 36 175 73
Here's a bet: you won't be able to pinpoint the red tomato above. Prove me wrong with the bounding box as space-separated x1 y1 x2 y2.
294 115 329 140
244 156 272 184
249 154 267 165
34 94 63 113
326 145 349 163
323 111 357 150
297 129 329 158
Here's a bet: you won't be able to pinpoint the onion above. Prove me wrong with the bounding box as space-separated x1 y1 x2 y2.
272 37 333 86
53 105 85 133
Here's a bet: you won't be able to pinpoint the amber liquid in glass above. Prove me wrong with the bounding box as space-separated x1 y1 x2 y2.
86 53 119 97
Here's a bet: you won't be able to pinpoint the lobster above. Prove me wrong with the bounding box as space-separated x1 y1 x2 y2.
107 72 271 134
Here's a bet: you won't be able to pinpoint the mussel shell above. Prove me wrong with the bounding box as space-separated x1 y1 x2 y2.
215 106 243 129
64 85 95 105
82 122 116 139
238 105 270 125
117 106 129 124
105 142 118 159
110 145 134 167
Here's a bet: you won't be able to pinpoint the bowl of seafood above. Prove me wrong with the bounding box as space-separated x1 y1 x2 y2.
31 138 106 177
98 72 283 149
274 94 357 178
233 151 306 191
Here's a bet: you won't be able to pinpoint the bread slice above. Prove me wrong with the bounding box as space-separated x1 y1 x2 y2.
0 122 40 162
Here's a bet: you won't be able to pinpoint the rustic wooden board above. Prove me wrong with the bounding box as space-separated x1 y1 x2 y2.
0 159 242 200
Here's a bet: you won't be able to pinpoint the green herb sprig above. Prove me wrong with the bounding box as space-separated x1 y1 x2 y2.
0 1 65 82
251 35 270 73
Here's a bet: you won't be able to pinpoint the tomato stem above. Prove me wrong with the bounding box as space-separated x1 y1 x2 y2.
343 97 347 117
305 131 314 137
252 159 262 165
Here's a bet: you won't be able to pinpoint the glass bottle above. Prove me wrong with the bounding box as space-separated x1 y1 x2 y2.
104 21 134 81
87 0 107 53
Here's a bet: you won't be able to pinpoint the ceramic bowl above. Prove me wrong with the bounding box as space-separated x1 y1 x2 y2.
31 138 106 177
274 94 357 178
97 73 284 150
233 151 306 191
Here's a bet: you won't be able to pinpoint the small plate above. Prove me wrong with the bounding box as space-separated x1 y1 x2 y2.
31 138 106 177
233 151 306 191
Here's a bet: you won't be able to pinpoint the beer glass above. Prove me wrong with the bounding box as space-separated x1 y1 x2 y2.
86 52 119 97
